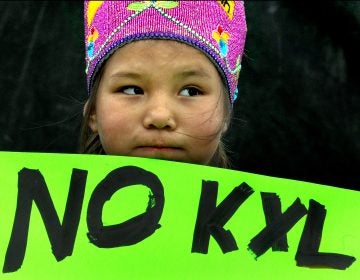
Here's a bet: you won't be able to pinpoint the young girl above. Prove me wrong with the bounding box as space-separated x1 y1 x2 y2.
80 0 247 168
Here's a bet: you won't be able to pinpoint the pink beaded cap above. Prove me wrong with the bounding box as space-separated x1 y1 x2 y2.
84 0 247 104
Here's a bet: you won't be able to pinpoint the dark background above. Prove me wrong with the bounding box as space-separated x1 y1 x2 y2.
0 1 359 190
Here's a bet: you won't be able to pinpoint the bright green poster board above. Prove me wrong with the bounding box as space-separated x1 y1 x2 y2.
0 151 358 279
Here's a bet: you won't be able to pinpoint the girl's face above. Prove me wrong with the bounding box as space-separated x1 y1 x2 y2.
88 40 226 165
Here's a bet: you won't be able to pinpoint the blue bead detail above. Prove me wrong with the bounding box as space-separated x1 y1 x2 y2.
87 42 95 58
219 39 228 57
233 88 239 101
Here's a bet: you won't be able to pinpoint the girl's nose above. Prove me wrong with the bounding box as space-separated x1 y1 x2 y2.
142 97 176 130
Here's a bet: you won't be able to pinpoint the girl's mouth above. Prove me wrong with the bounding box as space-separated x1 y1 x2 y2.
136 146 182 152
133 146 184 158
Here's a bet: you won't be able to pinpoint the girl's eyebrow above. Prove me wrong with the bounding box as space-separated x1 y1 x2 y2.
109 71 142 79
177 69 212 79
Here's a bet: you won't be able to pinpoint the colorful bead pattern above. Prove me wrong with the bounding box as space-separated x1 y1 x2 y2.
212 25 230 57
86 26 99 58
84 0 247 104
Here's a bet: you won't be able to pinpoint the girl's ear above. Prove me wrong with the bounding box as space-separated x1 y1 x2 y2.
84 100 98 133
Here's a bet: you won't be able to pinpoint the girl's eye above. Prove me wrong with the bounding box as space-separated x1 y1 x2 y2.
118 86 144 95
179 87 203 97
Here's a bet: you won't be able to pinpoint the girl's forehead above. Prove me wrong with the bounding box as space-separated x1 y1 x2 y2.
106 40 220 74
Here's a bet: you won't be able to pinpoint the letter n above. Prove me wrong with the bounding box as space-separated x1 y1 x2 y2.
3 168 87 273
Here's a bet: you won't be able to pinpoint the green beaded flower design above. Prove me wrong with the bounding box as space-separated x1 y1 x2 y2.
127 1 179 11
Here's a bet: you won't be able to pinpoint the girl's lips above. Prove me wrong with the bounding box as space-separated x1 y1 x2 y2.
135 146 182 152
133 146 184 158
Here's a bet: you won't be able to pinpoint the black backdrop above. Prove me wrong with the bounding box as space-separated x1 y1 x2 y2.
0 1 359 190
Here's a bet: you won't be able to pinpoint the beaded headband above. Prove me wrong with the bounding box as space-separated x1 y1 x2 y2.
84 0 247 104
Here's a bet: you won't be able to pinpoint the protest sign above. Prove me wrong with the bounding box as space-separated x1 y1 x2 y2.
0 152 358 279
